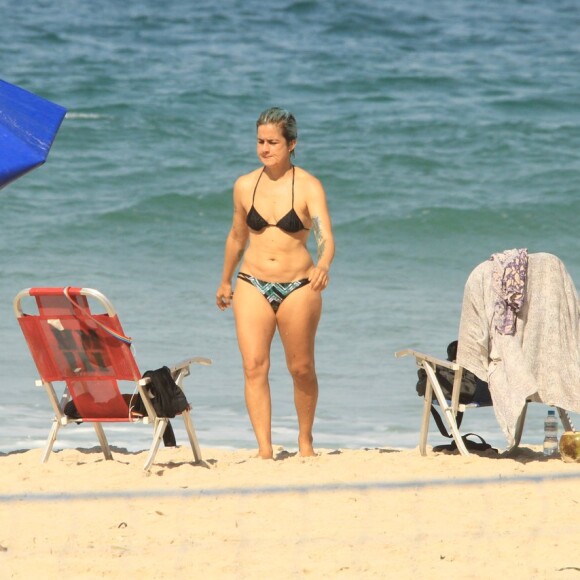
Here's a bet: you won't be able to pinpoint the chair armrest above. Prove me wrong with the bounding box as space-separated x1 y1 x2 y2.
139 357 212 389
169 357 213 373
395 349 459 371
169 356 212 386
396 348 465 412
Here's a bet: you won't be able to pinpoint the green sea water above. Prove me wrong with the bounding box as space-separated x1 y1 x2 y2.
1 0 579 452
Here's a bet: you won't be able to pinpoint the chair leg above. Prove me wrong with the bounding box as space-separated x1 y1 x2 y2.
557 407 575 432
439 407 470 455
419 382 433 456
513 402 528 448
93 423 113 460
424 363 470 456
143 419 168 471
41 419 61 463
182 409 203 463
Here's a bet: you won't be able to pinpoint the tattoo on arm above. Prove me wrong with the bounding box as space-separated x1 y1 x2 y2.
312 216 326 261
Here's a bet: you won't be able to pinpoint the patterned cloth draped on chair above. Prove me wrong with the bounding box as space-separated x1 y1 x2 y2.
457 252 580 448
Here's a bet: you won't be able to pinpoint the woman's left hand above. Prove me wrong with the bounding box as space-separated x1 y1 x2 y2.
308 266 330 291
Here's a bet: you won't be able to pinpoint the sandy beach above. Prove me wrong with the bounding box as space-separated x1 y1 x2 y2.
1 444 580 579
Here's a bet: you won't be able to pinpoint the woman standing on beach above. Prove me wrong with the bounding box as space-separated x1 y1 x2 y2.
216 107 335 459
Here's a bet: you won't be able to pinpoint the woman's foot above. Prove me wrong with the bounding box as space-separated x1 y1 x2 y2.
298 435 315 457
257 445 274 460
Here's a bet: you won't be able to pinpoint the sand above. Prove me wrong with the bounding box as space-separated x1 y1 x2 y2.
1 444 580 579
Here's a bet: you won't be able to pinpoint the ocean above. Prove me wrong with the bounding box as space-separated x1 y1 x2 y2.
1 0 579 454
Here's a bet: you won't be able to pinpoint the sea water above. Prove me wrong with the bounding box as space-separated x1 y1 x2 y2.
1 0 579 454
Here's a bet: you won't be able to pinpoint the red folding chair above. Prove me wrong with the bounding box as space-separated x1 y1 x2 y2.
14 287 211 470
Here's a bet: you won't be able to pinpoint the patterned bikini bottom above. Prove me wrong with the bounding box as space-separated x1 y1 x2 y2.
237 272 310 312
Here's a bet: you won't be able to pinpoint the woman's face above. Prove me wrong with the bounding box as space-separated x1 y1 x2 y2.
256 123 295 167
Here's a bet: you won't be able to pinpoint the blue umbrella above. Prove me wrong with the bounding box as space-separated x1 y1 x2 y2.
0 79 67 190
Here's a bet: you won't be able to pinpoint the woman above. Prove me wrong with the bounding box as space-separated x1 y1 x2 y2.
216 107 335 459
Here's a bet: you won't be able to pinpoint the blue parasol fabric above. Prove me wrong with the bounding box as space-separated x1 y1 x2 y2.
0 79 67 190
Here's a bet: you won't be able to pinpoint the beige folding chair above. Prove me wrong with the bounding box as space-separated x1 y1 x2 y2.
397 251 579 455
396 348 573 455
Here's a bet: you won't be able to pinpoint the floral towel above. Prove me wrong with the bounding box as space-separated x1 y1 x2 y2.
490 248 528 335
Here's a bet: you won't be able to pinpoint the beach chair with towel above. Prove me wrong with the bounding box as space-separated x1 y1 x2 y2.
397 251 580 455
14 286 212 470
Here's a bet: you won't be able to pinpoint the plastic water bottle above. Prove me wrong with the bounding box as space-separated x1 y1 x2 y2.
543 409 559 456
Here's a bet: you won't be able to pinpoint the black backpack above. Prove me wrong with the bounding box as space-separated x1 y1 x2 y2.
415 365 491 406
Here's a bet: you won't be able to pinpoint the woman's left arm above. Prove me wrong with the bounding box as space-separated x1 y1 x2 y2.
307 177 335 291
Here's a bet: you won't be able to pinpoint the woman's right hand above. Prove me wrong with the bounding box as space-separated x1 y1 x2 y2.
215 282 234 311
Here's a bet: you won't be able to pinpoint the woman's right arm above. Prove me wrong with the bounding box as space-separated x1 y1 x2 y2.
216 179 249 310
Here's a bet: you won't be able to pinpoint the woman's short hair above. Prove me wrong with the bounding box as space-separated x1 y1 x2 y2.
256 107 298 145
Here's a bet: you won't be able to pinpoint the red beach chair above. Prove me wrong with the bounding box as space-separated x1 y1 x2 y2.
14 287 211 470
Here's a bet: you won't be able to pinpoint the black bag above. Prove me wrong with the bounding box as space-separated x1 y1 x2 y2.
415 365 490 405
415 339 491 406
140 366 190 418
129 366 191 448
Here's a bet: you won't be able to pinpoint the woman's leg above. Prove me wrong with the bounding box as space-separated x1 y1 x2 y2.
276 285 322 456
233 279 278 459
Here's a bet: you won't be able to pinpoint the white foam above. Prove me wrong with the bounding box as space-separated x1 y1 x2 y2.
65 112 105 120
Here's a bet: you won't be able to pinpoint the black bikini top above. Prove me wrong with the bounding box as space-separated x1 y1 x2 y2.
246 166 308 233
